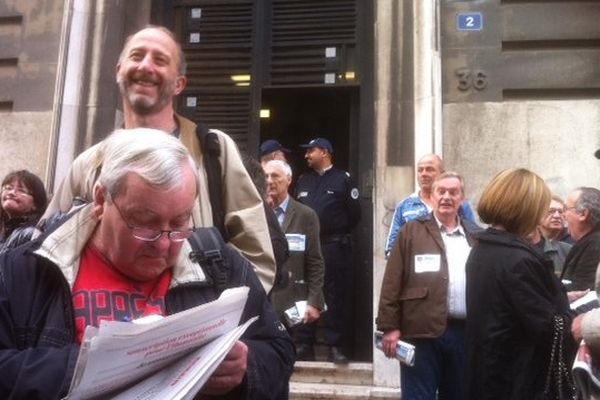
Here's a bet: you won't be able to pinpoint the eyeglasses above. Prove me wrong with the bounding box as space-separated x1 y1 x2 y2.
1 185 32 196
547 208 564 216
112 199 194 242
564 206 578 213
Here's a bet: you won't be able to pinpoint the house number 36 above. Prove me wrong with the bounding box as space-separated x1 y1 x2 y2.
455 68 487 91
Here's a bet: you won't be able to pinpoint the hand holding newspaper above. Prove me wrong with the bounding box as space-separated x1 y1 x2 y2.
66 287 254 400
374 331 416 366
570 290 599 314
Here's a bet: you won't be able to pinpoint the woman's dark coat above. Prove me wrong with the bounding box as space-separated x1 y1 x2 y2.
465 228 574 400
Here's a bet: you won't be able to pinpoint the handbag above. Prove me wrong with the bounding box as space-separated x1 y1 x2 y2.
538 315 578 400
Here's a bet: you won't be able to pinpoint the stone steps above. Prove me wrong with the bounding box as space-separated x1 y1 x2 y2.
290 382 400 400
289 361 400 400
292 361 373 385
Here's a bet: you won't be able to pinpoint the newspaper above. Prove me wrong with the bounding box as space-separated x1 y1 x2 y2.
573 341 600 399
374 331 416 366
66 287 252 400
283 300 307 327
570 290 599 314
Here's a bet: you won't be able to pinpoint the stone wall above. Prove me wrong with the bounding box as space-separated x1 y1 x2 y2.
0 0 64 187
443 100 600 215
0 112 53 181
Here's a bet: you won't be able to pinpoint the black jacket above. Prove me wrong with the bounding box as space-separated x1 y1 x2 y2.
0 216 37 254
466 228 574 400
561 228 600 290
0 209 295 400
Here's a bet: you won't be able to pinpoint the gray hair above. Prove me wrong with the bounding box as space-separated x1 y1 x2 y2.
97 128 198 199
432 171 465 195
265 159 293 179
118 25 187 76
575 187 600 229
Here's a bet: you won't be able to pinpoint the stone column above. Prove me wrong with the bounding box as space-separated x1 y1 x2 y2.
48 0 152 192
414 0 443 157
49 0 93 192
373 0 442 389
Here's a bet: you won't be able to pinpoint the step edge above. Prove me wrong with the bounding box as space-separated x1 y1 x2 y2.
290 381 400 392
293 361 373 370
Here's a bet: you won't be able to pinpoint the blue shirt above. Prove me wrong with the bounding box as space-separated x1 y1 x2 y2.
384 193 477 256
274 195 290 226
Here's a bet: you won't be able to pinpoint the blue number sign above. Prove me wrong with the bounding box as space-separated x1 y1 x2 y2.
457 12 483 32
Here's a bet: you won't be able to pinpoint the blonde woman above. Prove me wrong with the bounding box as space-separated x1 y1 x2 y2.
465 168 574 399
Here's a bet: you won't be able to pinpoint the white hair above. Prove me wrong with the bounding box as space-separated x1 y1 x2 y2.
97 128 198 198
265 159 293 179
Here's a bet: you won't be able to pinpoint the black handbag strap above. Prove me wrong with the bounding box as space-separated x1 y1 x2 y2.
542 315 577 400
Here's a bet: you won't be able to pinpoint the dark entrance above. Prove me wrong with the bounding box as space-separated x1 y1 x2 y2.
260 87 355 179
261 85 372 361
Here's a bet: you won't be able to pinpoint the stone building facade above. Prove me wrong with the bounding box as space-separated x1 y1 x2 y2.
1 0 599 390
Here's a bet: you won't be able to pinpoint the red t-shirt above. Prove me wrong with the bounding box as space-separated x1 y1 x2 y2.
72 244 172 344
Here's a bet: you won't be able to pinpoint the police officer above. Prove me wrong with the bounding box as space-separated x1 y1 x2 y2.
295 138 361 363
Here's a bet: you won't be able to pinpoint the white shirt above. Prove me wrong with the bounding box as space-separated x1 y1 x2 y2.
435 215 471 319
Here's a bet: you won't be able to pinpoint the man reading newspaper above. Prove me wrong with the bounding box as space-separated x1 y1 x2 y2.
0 129 294 399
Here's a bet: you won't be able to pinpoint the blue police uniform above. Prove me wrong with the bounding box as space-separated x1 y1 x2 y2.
295 166 361 355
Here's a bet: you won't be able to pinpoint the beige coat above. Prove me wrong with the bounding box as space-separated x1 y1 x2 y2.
42 115 276 292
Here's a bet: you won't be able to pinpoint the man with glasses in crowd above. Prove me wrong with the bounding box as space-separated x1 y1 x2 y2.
560 187 600 291
528 195 572 276
0 129 294 399
539 195 573 244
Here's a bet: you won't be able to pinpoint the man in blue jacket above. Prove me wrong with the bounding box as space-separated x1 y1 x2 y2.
0 129 294 399
385 154 476 257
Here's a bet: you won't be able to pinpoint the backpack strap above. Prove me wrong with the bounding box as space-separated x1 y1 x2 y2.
196 123 228 241
188 227 230 294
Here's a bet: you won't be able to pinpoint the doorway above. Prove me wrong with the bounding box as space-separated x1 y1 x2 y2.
260 85 372 361
260 87 355 180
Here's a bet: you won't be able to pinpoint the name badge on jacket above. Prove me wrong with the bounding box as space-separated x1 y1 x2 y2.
414 254 441 273
286 234 306 252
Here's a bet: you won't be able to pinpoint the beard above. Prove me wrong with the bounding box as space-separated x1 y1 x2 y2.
118 72 177 116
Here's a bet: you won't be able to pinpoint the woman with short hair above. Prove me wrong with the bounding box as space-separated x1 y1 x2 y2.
465 168 574 399
0 170 47 253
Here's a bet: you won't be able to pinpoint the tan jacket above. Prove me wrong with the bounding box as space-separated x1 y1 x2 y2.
42 115 276 292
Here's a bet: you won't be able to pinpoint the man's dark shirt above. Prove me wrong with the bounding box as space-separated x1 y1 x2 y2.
294 167 361 235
